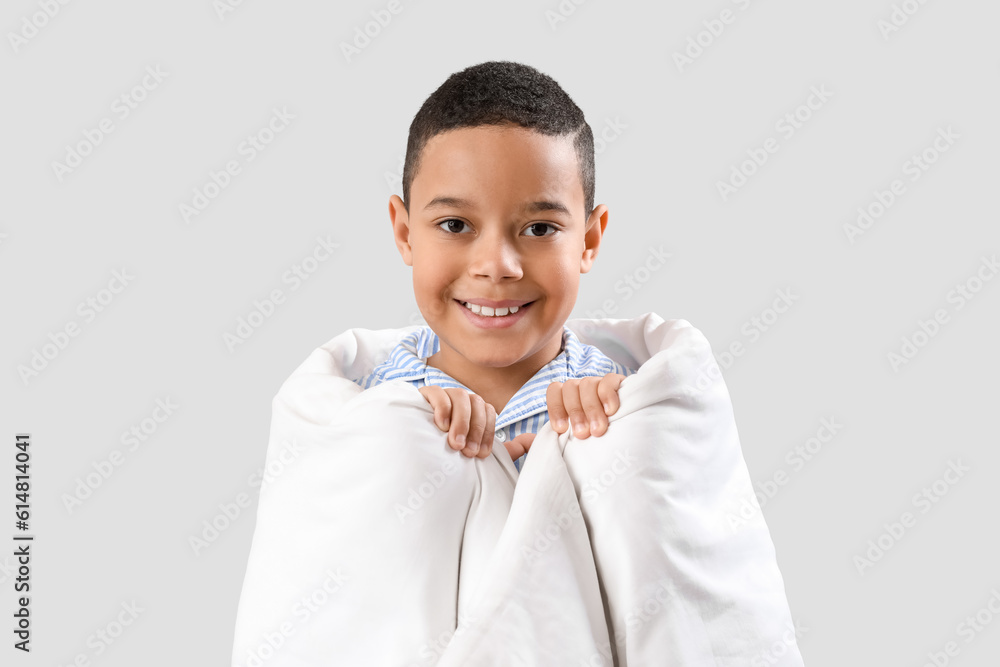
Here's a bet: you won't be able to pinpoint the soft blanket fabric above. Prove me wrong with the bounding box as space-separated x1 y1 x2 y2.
231 312 804 667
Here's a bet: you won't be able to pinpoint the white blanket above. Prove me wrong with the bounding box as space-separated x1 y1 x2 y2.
231 312 804 667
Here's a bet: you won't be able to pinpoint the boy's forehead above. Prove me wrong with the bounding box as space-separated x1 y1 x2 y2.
413 125 583 213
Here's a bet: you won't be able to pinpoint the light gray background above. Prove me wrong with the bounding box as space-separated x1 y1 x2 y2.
2 1 998 665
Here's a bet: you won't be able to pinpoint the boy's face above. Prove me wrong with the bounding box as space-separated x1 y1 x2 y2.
389 123 607 379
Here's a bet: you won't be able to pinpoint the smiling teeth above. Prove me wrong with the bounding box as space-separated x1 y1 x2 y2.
462 302 520 316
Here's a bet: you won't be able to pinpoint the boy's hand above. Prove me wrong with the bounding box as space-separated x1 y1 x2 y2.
548 373 625 439
418 386 497 459
488 373 627 465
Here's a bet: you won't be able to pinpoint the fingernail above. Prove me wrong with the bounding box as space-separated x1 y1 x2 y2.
603 403 611 413
469 442 479 454
456 434 465 446
573 421 587 434
442 418 450 429
591 420 601 432
554 418 567 431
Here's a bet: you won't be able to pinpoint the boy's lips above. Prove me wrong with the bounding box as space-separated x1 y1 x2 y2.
457 298 535 308
453 299 533 329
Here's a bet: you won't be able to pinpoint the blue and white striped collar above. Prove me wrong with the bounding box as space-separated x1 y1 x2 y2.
356 325 634 429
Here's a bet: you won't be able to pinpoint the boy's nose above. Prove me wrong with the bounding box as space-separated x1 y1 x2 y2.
468 237 523 280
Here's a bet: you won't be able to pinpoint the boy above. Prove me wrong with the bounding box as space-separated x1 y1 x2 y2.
354 60 633 472
234 59 803 667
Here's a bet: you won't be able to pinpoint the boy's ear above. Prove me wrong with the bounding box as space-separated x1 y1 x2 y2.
580 204 609 274
389 195 414 266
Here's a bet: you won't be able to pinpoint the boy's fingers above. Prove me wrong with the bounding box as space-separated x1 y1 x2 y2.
464 394 488 456
476 402 497 459
560 379 590 439
418 386 451 431
579 377 608 437
505 432 535 460
545 381 568 432
434 388 453 431
597 373 625 417
444 388 471 451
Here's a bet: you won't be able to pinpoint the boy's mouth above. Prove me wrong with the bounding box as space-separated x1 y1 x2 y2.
455 299 534 318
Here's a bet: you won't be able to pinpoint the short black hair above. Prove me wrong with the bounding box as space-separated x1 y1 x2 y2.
402 60 595 218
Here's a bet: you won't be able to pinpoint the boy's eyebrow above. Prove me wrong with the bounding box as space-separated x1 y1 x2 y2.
424 196 571 216
522 200 571 216
424 196 474 211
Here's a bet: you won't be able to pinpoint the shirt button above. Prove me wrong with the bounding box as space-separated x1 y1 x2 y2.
495 430 506 442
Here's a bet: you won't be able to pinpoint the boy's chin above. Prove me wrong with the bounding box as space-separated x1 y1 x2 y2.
450 339 524 360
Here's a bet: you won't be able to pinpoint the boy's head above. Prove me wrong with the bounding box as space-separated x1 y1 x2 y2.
388 60 609 385
400 60 595 218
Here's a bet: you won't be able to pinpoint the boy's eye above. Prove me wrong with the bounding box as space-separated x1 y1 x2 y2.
524 223 557 237
437 219 471 234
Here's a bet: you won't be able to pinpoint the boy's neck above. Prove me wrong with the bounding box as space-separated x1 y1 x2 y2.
426 334 564 415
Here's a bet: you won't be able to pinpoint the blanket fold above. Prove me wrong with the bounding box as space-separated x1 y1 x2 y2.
232 312 804 667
